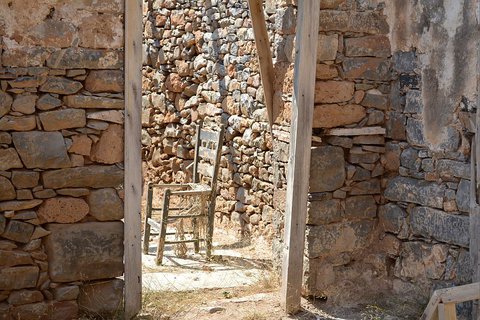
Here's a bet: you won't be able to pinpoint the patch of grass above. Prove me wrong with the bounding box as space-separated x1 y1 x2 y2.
361 305 385 320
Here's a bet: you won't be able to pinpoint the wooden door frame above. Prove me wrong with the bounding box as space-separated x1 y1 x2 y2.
124 0 143 318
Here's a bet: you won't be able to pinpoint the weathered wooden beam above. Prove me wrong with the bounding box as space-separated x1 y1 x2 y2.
472 81 480 318
280 0 320 314
124 0 143 318
438 303 457 320
247 0 275 125
325 126 386 136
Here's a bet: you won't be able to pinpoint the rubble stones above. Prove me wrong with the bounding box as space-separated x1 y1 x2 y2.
12 132 71 169
45 222 124 282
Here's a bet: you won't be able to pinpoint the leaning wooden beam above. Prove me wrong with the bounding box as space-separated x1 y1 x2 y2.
325 126 386 136
247 0 275 125
472 88 480 318
280 0 320 314
124 0 143 318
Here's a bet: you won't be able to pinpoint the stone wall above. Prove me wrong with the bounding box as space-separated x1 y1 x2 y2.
0 1 125 318
141 0 296 243
306 0 477 317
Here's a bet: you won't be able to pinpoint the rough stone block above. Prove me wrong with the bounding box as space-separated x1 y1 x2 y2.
308 199 343 225
379 203 407 234
361 90 390 110
42 165 123 189
0 148 24 171
90 124 124 164
405 90 423 113
410 207 469 247
12 94 36 114
64 95 124 109
53 285 80 301
437 159 470 180
0 115 37 131
0 90 13 117
344 195 376 219
319 11 389 34
47 48 123 69
37 197 89 223
350 179 381 195
45 222 124 282
0 176 16 201
395 242 447 280
85 70 124 93
7 289 43 305
11 171 39 189
0 266 39 290
315 81 355 104
343 58 391 81
456 179 470 213
49 301 79 320
39 77 83 95
87 188 123 221
345 35 391 57
2 220 35 243
11 301 48 320
310 146 346 192
12 131 71 169
406 118 426 147
385 177 445 209
317 34 338 61
313 104 366 128
0 250 33 267
306 220 375 258
78 279 124 317
39 109 86 131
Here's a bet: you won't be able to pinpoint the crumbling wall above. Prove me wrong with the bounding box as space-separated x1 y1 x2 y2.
306 0 477 317
0 1 125 318
141 0 296 242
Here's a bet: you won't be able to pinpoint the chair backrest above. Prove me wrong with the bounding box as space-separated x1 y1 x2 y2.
192 121 225 194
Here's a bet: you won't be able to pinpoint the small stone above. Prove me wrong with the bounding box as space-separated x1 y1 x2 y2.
385 177 445 209
39 109 86 131
87 110 124 124
30 226 51 240
0 176 16 201
361 90 389 110
345 35 391 57
17 189 34 200
0 132 12 144
68 135 92 156
317 34 338 61
11 211 37 220
57 188 90 197
8 76 46 89
308 199 343 225
343 58 390 81
36 94 62 111
350 179 381 195
64 95 124 109
7 290 43 305
456 179 470 213
11 171 39 189
0 240 17 250
316 64 339 80
379 203 407 234
345 195 376 219
49 300 79 320
12 131 71 169
90 124 124 164
0 90 13 117
39 77 83 95
33 189 57 199
2 220 35 243
0 200 43 211
0 115 37 131
84 70 124 93
37 197 89 224
0 148 23 171
87 188 123 221
12 94 37 114
10 301 48 319
22 239 42 251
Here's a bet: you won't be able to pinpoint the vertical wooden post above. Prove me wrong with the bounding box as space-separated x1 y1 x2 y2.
438 303 457 320
280 0 320 314
247 0 276 125
124 0 143 318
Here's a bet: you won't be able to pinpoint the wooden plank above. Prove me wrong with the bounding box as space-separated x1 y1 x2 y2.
421 291 441 320
325 126 386 136
198 162 214 178
473 102 480 317
198 146 216 161
199 129 219 142
438 303 457 320
124 0 143 318
147 218 161 232
247 0 275 125
440 282 480 304
280 0 320 314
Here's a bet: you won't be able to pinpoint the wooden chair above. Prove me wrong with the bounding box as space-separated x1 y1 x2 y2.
143 122 225 265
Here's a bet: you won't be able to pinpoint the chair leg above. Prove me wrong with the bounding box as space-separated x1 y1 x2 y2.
192 218 200 253
205 201 215 259
156 189 171 265
143 183 153 255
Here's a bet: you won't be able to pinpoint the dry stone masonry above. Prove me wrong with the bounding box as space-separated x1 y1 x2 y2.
142 0 296 247
0 1 125 318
